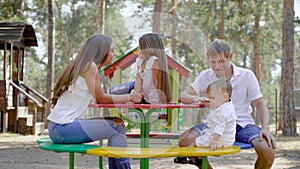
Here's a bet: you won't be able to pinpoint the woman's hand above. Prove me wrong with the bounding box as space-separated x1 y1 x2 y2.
130 90 143 103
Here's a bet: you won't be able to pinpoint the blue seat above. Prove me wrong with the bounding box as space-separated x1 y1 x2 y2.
233 141 254 149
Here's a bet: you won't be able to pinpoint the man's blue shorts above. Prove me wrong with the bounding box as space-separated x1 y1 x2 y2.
193 123 260 145
236 124 260 144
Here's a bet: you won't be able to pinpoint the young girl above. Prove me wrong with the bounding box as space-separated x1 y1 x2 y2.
133 33 172 104
47 34 142 169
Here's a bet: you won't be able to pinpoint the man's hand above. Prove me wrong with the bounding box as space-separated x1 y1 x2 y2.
193 96 210 103
260 128 276 149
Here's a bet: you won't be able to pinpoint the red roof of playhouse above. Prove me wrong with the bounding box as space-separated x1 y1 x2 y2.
103 47 191 79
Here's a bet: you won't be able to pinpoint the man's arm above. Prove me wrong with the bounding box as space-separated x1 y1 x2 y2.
180 86 209 104
252 98 276 148
252 98 270 129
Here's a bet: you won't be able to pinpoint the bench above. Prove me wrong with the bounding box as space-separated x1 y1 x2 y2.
126 132 254 149
126 132 180 139
37 138 103 169
127 132 253 168
86 146 241 169
38 137 253 169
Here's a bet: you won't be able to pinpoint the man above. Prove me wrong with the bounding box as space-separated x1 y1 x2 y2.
177 39 276 169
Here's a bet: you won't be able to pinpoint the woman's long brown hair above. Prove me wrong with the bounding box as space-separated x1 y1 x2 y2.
51 34 112 108
139 33 172 103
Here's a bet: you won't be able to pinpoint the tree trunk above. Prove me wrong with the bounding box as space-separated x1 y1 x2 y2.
252 0 261 84
98 0 107 91
153 0 162 33
46 0 55 116
280 0 297 136
250 0 261 124
98 0 109 116
99 0 105 34
171 0 176 57
220 0 225 39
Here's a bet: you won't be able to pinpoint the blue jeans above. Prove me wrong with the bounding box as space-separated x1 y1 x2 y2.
48 119 131 169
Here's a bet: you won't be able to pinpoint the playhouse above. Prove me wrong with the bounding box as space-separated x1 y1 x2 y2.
102 47 191 132
0 22 48 135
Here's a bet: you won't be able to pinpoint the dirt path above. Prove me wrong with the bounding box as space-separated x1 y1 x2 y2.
0 133 299 169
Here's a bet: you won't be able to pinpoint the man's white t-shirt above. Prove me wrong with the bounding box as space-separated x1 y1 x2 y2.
191 63 262 127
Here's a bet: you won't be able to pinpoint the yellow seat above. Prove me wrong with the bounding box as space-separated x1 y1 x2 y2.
86 146 240 159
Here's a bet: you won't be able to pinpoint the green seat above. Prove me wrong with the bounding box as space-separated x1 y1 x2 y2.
39 141 100 153
37 137 52 143
37 138 103 169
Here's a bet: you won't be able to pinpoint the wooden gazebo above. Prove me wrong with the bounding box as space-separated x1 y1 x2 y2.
0 22 48 135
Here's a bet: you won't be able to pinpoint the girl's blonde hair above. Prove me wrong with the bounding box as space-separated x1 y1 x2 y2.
51 34 112 107
139 33 172 103
206 78 232 98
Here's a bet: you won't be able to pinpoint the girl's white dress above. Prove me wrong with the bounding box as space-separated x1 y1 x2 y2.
136 56 160 104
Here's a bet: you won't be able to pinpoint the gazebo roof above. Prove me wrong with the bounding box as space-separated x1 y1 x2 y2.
0 22 38 49
103 47 191 79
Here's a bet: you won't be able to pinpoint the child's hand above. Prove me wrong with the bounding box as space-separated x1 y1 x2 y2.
129 90 143 103
209 139 223 151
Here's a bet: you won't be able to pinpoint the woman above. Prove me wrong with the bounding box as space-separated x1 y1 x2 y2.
48 34 142 169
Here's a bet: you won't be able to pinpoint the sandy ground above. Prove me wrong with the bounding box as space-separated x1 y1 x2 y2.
0 132 299 169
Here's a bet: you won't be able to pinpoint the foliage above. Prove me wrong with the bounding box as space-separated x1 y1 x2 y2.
23 48 47 94
1 0 299 126
0 0 25 21
175 0 284 118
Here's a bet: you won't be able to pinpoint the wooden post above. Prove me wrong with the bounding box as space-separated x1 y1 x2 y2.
8 46 20 132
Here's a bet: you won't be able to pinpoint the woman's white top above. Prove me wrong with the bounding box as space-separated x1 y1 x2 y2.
136 56 159 104
195 101 237 147
47 76 95 124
